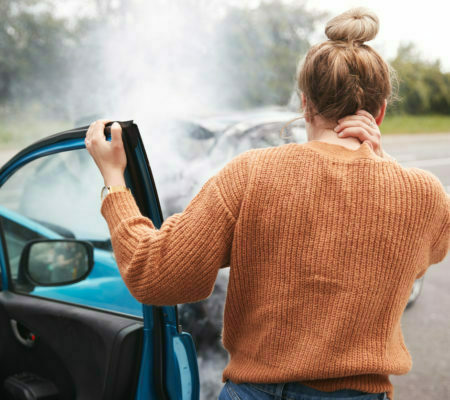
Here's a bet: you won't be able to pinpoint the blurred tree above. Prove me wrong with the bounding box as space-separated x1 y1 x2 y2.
214 0 326 108
390 43 450 115
1 0 449 125
0 0 78 116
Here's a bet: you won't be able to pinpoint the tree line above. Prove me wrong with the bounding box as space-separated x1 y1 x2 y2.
0 0 448 120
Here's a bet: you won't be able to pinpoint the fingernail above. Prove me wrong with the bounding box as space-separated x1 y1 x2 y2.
334 125 340 131
338 133 343 137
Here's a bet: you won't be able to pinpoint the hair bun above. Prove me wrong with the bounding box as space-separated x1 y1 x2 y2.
325 7 379 44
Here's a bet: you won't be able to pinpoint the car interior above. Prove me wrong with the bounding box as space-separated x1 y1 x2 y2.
0 291 144 400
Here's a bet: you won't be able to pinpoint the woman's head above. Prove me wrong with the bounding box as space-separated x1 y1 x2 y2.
297 8 396 125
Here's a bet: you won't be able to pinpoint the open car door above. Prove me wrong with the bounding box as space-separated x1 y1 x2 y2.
0 121 199 400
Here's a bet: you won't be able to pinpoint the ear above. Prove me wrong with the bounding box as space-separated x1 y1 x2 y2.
375 99 387 125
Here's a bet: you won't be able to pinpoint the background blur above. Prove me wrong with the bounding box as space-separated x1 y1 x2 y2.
1 1 449 399
1 0 450 147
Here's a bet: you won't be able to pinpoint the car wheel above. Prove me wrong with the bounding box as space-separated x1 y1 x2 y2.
406 277 425 308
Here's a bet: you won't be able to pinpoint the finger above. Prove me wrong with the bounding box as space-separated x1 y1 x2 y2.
335 120 377 135
362 139 374 151
356 110 377 124
91 119 111 143
338 114 372 127
363 139 383 156
337 127 371 142
110 122 123 148
95 119 112 128
84 137 94 156
86 119 109 140
86 122 95 141
341 126 380 153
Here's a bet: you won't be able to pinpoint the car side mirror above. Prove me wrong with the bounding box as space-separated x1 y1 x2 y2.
19 239 94 287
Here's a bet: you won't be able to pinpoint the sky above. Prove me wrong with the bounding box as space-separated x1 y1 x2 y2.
304 0 450 72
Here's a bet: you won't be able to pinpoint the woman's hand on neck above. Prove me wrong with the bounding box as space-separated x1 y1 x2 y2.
306 116 362 150
301 92 386 155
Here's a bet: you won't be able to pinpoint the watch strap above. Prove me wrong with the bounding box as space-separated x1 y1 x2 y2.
101 185 130 202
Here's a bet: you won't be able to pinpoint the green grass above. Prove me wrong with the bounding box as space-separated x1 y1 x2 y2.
0 108 71 147
381 114 450 134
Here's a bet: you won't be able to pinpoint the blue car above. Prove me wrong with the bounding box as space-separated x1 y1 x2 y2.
0 121 199 400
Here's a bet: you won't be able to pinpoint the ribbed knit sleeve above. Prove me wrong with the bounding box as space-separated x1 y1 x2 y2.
429 190 450 266
100 151 250 306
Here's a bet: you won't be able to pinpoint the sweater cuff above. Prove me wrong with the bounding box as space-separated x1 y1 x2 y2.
100 190 146 232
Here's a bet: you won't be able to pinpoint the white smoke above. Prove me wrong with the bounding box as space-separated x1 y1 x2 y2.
65 0 248 216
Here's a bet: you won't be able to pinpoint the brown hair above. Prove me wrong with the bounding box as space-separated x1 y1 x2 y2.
294 7 397 125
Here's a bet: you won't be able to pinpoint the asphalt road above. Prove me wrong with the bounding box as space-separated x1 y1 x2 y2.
0 132 449 400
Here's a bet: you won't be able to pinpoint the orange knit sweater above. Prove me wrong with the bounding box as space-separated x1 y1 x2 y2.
101 140 450 400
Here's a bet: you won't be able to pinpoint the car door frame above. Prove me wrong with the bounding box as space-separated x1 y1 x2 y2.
0 121 200 400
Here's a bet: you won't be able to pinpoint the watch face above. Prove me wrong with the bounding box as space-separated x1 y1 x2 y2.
101 186 109 201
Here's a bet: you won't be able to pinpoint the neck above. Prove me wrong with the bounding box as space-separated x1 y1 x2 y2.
306 119 362 150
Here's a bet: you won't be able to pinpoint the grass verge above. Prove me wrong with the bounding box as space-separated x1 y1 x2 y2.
0 105 71 148
381 114 450 134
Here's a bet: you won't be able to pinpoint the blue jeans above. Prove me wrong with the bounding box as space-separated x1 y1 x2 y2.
218 379 390 400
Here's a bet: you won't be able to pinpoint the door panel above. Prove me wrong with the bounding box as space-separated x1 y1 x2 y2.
0 121 200 400
0 292 143 400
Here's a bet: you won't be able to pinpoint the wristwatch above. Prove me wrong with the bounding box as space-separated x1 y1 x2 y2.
101 185 130 202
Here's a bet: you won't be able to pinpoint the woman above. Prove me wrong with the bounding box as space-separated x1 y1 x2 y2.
85 8 449 400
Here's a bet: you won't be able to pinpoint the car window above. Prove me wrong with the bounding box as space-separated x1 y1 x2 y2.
0 148 142 317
